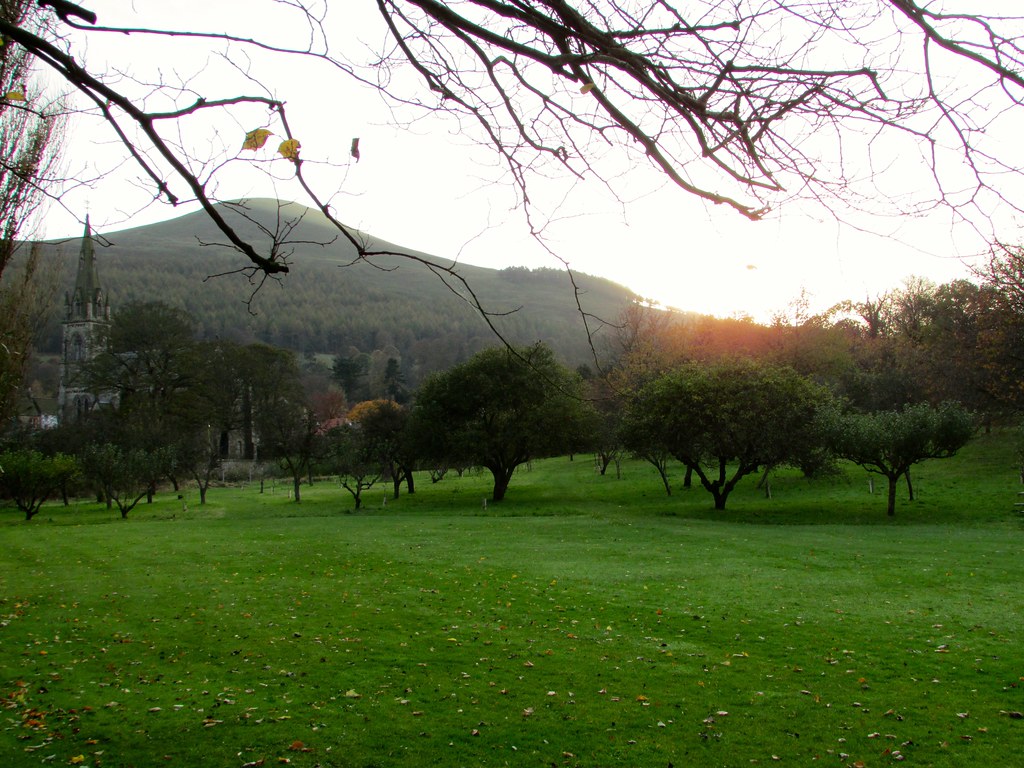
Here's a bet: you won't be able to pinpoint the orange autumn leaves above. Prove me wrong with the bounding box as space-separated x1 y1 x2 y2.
241 128 300 161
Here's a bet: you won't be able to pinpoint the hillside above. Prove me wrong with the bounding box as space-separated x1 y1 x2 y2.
36 199 638 381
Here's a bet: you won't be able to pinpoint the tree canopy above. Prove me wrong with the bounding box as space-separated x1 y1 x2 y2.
411 342 592 501
623 360 833 509
825 401 975 516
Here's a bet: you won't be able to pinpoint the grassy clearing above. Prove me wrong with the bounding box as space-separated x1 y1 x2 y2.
2 430 1023 767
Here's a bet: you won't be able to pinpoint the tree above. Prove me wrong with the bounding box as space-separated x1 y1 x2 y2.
618 408 675 496
2 2 1022 335
411 343 591 502
0 0 64 424
349 399 415 498
250 346 318 501
80 442 163 518
625 361 832 510
826 402 975 517
332 354 369 403
0 448 78 520
323 423 382 511
86 301 197 409
0 244 59 426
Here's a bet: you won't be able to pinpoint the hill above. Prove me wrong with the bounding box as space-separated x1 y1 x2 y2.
36 199 638 383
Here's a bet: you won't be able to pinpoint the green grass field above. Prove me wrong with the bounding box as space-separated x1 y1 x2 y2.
2 430 1023 767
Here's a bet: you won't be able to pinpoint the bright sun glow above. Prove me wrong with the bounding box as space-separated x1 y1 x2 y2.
39 0 1018 324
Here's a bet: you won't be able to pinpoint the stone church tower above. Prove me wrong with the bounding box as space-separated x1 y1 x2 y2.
58 217 112 422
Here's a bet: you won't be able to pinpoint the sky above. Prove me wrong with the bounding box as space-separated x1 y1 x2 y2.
36 1 1023 323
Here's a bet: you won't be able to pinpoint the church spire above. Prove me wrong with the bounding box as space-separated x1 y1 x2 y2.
66 216 106 321
59 215 112 422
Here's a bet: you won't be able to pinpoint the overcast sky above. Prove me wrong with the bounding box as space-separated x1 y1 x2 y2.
39 1 1023 322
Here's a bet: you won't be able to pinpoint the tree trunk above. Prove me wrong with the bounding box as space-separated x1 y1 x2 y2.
490 466 515 502
905 468 914 501
199 483 208 505
887 475 897 516
404 467 415 495
293 473 302 502
655 459 671 496
683 465 693 488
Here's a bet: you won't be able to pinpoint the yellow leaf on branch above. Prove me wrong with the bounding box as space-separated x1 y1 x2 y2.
579 82 596 94
278 138 301 160
4 90 26 101
241 128 273 151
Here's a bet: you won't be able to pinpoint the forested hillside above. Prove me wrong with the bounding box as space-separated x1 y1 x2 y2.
37 199 637 382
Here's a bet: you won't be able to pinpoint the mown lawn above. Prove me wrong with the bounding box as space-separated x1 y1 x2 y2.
1 430 1022 767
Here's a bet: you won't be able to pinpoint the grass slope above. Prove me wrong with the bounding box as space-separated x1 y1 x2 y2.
2 431 1023 767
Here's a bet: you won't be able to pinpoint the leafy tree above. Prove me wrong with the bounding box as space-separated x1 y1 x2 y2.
411 343 591 502
382 357 408 403
249 346 317 501
0 449 78 520
586 379 624 478
332 353 368 403
323 423 382 511
825 402 975 517
86 301 197 410
618 384 679 496
625 361 832 510
349 399 415 499
80 443 163 518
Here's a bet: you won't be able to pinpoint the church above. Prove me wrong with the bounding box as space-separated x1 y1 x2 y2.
57 217 115 423
53 221 255 461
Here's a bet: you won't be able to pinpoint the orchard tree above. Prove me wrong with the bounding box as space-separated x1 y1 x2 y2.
0 449 78 520
349 399 415 498
323 423 383 511
625 361 832 510
80 442 164 518
826 401 975 517
412 343 592 502
1 2 1022 339
250 346 318 501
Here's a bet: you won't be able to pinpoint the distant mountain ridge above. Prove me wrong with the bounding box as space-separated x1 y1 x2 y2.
39 199 638 383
